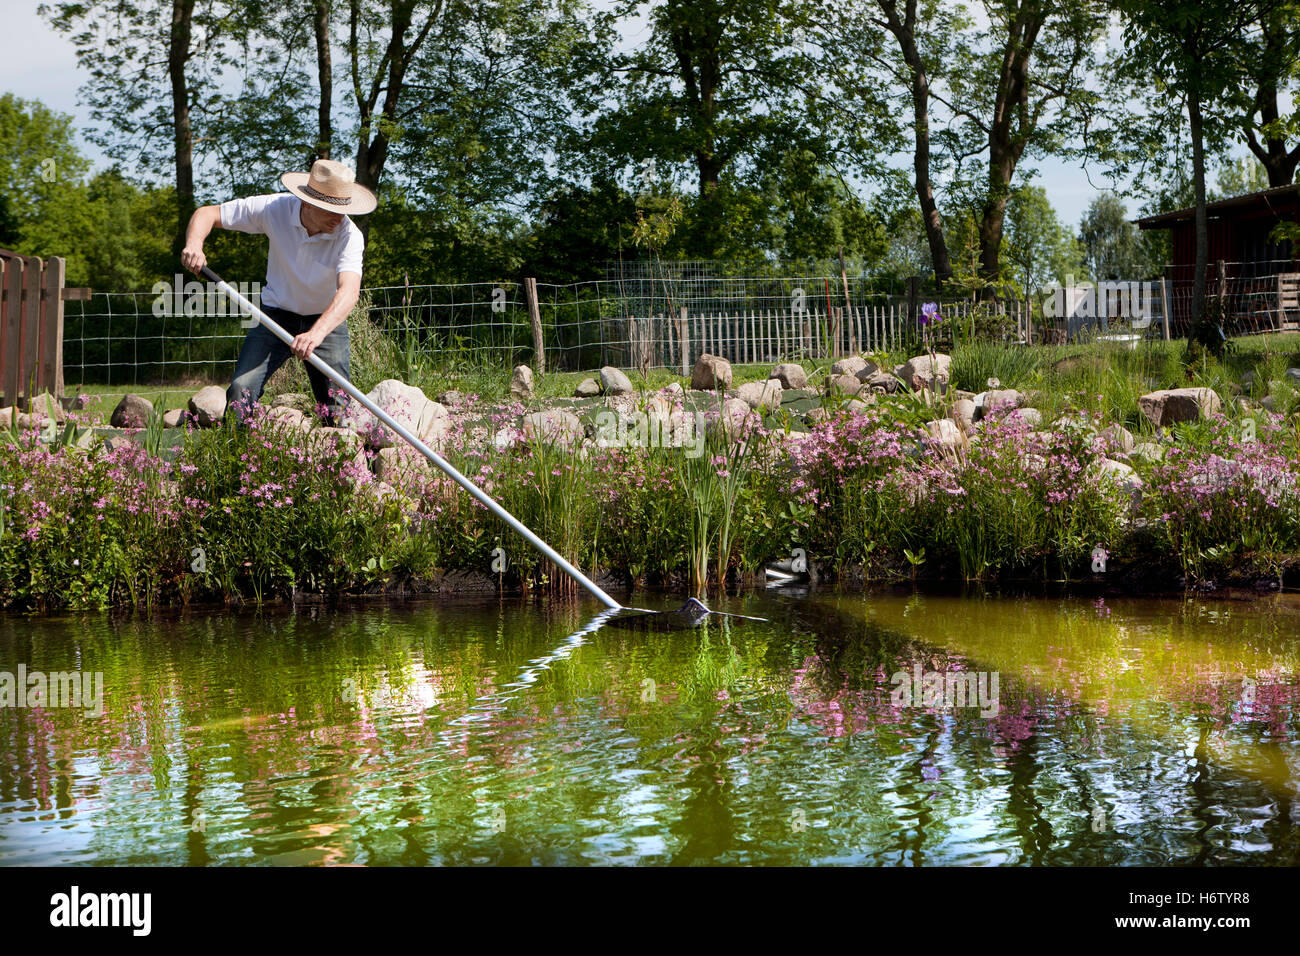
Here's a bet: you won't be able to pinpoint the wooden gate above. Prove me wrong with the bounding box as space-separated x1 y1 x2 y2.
0 251 87 410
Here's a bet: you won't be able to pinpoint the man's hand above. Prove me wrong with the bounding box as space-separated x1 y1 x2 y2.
181 244 207 276
291 326 327 361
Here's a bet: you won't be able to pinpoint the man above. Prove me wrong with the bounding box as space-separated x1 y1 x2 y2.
179 159 377 424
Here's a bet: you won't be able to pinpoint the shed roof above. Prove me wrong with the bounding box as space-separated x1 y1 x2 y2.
1135 184 1300 229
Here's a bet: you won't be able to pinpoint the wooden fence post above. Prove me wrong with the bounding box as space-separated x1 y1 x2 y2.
20 256 44 410
524 277 545 374
0 258 19 408
1160 276 1172 341
40 256 66 400
678 306 689 375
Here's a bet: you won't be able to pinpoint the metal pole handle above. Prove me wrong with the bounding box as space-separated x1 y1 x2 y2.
201 266 622 610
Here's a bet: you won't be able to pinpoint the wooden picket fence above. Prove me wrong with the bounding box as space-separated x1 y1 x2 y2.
0 251 87 410
618 299 1032 373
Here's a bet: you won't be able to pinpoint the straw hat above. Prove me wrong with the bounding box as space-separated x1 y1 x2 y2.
280 159 377 215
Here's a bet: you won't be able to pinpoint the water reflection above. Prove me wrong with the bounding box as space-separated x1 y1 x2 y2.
0 590 1296 865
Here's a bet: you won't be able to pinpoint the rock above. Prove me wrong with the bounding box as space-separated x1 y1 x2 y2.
342 380 450 451
926 417 966 450
599 366 635 396
1241 370 1257 391
831 355 875 378
307 426 363 458
188 385 227 427
806 407 830 424
1138 387 1222 428
950 398 977 433
523 409 583 447
690 354 733 391
1003 408 1042 429
603 393 638 417
0 407 12 427
735 379 783 410
510 364 535 400
574 378 601 398
902 353 952 392
769 363 808 389
825 373 863 397
162 408 186 428
1100 423 1136 455
1286 368 1300 386
980 389 1022 417
860 370 900 393
493 428 517 451
1093 457 1144 507
663 382 684 396
266 406 309 430
27 391 66 424
271 392 309 409
846 397 876 414
375 446 429 483
435 389 465 406
110 394 154 428
1132 442 1164 462
709 397 753 441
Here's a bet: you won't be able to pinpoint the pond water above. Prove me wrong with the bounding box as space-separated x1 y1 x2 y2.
1 590 1297 865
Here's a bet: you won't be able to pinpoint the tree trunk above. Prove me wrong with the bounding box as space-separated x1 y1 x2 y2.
878 1 952 289
169 0 196 253
312 0 333 163
1246 76 1300 189
1189 82 1209 329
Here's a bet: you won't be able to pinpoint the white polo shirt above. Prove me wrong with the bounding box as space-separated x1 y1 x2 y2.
219 193 365 315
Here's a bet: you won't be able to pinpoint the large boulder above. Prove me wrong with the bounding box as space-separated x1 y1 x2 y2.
1138 387 1221 428
1100 423 1136 455
902 353 952 392
600 366 635 396
1093 457 1144 509
189 386 227 427
926 417 966 450
375 446 429 484
691 354 733 391
162 408 186 428
342 379 450 451
859 369 900 393
574 378 601 398
831 355 876 378
510 364 535 400
977 389 1022 420
768 363 808 389
709 397 754 441
825 373 864 398
950 398 977 433
523 408 583 447
271 392 309 409
735 379 783 411
110 394 154 428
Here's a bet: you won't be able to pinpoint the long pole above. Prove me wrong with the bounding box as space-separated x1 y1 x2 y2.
202 266 622 610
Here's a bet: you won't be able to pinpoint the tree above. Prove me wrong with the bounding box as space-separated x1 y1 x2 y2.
592 0 840 256
1079 192 1157 280
1002 184 1085 296
1238 1 1300 188
1113 0 1278 338
40 0 255 250
943 0 1108 298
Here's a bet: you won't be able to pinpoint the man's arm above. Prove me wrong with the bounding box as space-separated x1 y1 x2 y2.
290 271 362 361
180 205 223 275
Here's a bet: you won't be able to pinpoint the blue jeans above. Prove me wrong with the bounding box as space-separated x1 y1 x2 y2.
226 307 351 424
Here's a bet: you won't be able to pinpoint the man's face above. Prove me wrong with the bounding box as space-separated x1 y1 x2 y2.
300 201 344 235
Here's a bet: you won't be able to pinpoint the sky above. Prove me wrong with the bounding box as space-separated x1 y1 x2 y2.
0 1 1249 235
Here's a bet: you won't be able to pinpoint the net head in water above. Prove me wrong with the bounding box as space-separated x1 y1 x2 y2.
608 598 713 632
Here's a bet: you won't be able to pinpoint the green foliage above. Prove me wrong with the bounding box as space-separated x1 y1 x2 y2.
949 342 1042 392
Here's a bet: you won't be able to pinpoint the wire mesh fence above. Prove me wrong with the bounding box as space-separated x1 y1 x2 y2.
57 259 1300 390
